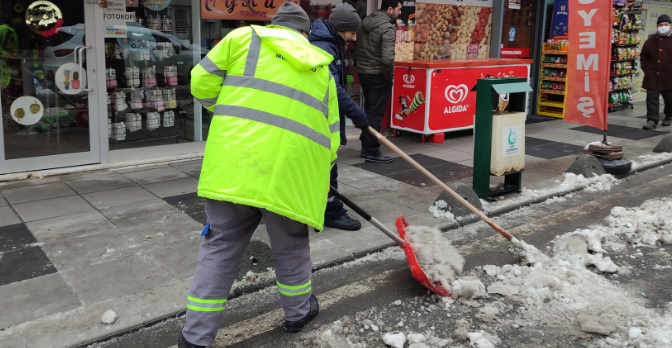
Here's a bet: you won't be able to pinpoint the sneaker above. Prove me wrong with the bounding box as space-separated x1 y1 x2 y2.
284 295 320 332
663 117 671 127
365 153 394 163
178 332 205 348
643 120 657 130
324 213 362 231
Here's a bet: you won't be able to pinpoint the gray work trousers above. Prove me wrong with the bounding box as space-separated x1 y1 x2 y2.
182 199 312 346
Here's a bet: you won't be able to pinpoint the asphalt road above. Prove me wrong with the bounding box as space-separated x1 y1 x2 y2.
87 164 672 348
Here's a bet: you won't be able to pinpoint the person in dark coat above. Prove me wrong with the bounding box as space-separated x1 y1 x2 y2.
641 14 672 130
309 3 368 231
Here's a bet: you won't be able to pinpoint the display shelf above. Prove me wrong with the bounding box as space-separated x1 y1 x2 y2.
540 89 565 95
610 88 634 93
541 63 567 68
537 110 564 118
541 77 566 82
609 3 641 114
538 101 565 108
544 50 568 55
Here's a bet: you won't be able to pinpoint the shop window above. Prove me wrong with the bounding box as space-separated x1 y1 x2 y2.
105 1 197 150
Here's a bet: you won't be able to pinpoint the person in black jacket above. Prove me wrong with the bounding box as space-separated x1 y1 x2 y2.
309 3 369 231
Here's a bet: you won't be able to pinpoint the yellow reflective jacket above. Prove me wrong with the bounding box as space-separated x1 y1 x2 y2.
192 25 340 230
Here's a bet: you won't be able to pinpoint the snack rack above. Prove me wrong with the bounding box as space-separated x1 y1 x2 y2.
609 0 642 112
536 39 568 118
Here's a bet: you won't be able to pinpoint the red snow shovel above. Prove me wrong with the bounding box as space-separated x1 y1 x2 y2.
329 187 452 297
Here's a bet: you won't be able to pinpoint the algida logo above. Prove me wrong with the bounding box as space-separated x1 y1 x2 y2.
508 129 517 148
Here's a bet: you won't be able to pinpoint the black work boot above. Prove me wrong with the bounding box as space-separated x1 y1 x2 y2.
178 332 205 348
324 213 362 231
360 149 367 158
284 295 320 332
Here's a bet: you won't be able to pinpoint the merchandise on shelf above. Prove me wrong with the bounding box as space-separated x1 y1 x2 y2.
143 66 157 87
147 112 161 130
125 67 140 87
162 111 175 127
546 38 568 51
163 88 177 109
125 113 142 132
111 122 126 140
542 55 568 65
106 68 117 89
542 68 566 78
145 89 164 111
130 89 143 110
111 91 126 112
165 66 177 86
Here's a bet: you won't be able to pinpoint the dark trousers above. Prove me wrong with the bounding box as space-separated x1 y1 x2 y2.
646 90 672 124
359 74 393 156
325 163 346 220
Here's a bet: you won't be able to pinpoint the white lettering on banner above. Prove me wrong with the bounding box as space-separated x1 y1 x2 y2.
578 97 595 117
577 9 597 25
577 54 598 71
579 32 596 48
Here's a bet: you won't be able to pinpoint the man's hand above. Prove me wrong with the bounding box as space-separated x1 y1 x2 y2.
354 118 369 130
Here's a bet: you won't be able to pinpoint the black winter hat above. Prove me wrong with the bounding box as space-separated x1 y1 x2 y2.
272 2 311 34
658 14 672 25
328 3 361 32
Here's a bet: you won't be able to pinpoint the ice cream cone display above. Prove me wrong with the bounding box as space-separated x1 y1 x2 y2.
498 93 509 112
408 92 425 113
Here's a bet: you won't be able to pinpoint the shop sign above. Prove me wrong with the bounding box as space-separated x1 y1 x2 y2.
25 1 62 37
550 1 569 38
564 0 611 131
426 65 529 131
500 48 529 58
104 0 136 38
201 0 300 21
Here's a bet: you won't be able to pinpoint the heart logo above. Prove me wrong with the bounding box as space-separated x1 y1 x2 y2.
403 74 415 84
445 84 469 104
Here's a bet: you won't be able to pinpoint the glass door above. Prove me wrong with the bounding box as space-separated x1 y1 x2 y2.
0 0 103 174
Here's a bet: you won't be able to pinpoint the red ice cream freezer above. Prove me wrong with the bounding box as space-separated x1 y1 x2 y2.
391 58 533 138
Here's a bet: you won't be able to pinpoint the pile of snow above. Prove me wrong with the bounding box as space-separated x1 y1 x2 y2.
631 153 672 171
405 225 465 292
231 268 276 290
480 198 672 347
584 141 612 150
101 310 117 325
428 200 457 222
481 173 618 212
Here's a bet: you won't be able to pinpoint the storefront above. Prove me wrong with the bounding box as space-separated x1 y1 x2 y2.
0 0 550 174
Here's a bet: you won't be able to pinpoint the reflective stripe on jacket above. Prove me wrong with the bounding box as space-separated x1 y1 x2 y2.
192 25 340 230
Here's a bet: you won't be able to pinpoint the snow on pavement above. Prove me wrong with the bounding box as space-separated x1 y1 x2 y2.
297 197 672 348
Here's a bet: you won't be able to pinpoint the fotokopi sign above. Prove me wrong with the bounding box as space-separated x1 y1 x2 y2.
564 0 612 131
201 0 300 21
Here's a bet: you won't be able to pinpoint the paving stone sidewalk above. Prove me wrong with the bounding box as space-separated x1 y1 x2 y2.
0 102 670 347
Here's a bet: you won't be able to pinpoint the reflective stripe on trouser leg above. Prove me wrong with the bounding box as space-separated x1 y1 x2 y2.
182 199 262 347
261 208 312 322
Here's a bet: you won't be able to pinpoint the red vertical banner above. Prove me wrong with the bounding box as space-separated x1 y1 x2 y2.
564 0 612 130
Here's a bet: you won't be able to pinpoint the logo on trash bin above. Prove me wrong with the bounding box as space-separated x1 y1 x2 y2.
403 74 415 84
444 84 469 104
503 125 522 157
508 129 517 148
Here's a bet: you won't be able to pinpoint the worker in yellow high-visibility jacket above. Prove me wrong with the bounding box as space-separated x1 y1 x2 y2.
178 3 340 348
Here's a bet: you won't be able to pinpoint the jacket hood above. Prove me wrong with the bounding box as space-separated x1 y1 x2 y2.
308 19 343 46
255 25 334 70
362 10 394 33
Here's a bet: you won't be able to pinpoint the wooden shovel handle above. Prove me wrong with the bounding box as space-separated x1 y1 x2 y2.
369 127 513 241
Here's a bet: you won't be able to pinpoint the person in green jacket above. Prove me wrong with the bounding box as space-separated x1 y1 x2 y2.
178 3 340 348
